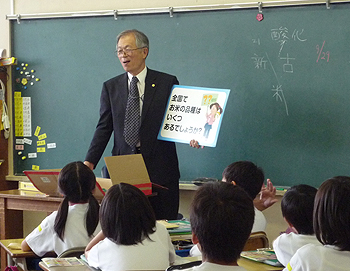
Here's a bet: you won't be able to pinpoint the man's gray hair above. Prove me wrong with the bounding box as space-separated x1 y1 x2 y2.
117 29 149 49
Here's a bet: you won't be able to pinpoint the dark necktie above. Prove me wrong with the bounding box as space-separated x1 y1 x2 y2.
124 76 140 149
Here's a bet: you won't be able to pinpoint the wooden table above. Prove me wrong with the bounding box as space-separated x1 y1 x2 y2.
0 238 35 270
0 190 62 270
0 238 55 270
39 258 283 271
39 261 96 271
40 262 166 271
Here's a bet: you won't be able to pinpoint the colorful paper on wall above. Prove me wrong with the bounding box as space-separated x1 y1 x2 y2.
22 97 32 137
14 92 23 137
14 92 32 137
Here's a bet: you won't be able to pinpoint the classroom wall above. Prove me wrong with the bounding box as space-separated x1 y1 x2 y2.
0 1 10 52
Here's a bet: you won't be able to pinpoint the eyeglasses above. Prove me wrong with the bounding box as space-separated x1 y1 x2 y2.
115 47 146 56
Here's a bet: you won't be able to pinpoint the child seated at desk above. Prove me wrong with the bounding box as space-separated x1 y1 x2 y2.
85 183 176 271
180 181 254 270
285 176 350 271
190 161 276 257
273 184 319 267
221 161 277 231
21 161 101 256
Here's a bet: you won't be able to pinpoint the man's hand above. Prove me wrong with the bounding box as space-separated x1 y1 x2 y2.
190 139 204 149
84 161 94 171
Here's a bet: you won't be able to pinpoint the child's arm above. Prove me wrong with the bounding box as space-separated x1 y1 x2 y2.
84 230 105 258
254 179 278 211
21 239 32 252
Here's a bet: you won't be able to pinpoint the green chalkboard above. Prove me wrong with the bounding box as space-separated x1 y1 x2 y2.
11 3 350 187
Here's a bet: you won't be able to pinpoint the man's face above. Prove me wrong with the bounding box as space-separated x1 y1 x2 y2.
117 33 148 76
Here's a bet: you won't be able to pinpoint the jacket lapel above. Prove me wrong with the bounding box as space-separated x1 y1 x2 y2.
120 73 129 105
141 69 157 123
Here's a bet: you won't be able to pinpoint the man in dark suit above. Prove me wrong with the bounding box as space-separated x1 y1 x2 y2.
84 29 180 220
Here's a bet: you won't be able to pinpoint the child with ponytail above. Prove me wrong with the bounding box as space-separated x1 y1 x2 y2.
21 161 101 256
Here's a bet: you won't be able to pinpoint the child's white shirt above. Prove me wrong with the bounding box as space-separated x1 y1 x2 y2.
273 232 320 266
87 222 176 271
283 243 350 271
181 262 247 271
251 207 267 233
25 203 101 256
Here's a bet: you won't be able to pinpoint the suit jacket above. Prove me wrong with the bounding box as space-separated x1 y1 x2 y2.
85 68 180 186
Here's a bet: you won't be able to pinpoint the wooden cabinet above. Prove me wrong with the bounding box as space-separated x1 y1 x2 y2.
0 68 17 190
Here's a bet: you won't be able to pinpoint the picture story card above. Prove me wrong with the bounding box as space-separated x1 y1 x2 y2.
158 85 230 147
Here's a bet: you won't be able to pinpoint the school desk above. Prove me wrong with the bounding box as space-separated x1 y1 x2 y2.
0 238 35 270
38 258 283 271
0 238 56 271
39 261 95 271
0 190 62 270
40 260 165 271
40 262 166 271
